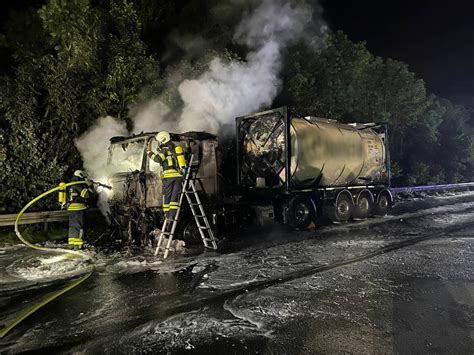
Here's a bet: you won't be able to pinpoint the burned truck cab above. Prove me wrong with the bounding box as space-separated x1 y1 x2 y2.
106 131 218 246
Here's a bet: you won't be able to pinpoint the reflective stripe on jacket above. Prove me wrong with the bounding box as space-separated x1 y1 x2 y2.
67 184 92 211
68 237 84 246
148 142 186 179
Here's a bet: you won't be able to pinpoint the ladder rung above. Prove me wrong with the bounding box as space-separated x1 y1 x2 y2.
157 153 219 258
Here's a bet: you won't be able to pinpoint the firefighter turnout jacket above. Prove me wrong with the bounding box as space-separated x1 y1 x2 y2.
67 183 94 211
147 142 187 178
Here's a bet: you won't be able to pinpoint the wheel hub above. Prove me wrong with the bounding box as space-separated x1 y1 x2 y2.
358 197 369 211
294 203 310 222
182 223 198 242
338 200 349 215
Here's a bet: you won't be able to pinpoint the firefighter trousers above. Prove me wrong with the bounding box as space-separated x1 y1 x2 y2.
68 210 85 247
163 177 183 219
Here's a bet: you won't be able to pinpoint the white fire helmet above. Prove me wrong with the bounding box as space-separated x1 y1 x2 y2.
156 131 171 145
74 170 88 179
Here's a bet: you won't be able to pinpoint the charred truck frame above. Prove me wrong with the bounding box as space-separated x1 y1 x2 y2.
106 131 219 246
106 106 393 246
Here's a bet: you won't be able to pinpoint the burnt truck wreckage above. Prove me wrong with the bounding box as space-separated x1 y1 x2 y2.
106 131 219 246
105 107 393 246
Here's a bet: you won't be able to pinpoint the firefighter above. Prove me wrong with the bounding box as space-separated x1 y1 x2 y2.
67 170 95 249
146 131 187 219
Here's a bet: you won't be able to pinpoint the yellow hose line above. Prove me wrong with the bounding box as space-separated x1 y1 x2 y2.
14 181 90 259
0 271 93 338
0 181 94 338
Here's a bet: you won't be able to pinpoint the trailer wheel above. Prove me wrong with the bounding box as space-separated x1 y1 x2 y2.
373 190 393 216
352 190 374 219
176 211 202 245
287 195 316 229
327 191 353 223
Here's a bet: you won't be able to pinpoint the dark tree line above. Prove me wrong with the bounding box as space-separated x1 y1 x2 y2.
282 32 474 186
0 0 473 211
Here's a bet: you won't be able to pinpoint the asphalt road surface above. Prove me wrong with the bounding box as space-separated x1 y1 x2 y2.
1 192 473 354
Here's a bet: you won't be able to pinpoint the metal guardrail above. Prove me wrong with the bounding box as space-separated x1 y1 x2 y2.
0 210 68 227
1 182 474 227
390 182 474 194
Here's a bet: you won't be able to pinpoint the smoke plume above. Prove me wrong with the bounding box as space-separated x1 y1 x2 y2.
132 99 172 134
75 116 127 180
75 116 128 215
75 0 321 188
179 0 312 132
132 0 315 134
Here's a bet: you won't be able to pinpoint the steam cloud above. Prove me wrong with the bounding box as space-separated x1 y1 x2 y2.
76 0 321 185
75 116 127 180
166 0 313 133
75 116 128 215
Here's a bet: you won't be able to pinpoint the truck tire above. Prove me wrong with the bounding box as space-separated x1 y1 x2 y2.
287 195 316 229
175 211 202 245
352 190 374 219
326 191 353 223
373 190 392 216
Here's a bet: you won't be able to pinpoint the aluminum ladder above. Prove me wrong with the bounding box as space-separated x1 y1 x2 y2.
154 155 218 258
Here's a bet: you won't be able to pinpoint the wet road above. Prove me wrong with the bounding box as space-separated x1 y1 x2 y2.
1 192 473 353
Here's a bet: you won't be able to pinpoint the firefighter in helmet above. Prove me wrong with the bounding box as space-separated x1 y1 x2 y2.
146 131 187 219
67 170 96 248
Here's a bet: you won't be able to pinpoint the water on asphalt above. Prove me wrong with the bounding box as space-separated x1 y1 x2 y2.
1 191 473 353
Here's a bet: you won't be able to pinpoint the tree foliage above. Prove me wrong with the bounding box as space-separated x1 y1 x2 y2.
0 0 161 211
284 31 473 185
0 2 473 211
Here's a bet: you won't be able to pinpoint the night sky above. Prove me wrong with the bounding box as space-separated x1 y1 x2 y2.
1 0 473 107
321 0 474 106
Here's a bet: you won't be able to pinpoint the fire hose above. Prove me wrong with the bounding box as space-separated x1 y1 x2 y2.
0 181 110 338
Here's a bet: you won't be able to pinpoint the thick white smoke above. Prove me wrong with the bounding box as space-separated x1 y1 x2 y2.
75 116 127 181
132 99 172 134
75 116 128 216
177 41 280 132
176 0 312 132
75 0 318 192
133 0 315 134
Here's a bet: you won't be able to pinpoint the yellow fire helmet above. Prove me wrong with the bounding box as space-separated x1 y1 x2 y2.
156 131 171 145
